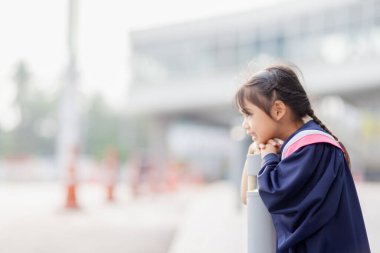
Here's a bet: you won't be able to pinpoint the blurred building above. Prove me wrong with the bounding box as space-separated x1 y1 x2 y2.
126 0 380 180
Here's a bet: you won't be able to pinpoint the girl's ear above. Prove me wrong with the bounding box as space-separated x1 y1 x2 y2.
271 100 286 121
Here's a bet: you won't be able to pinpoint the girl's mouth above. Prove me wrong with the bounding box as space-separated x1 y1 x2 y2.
248 133 257 141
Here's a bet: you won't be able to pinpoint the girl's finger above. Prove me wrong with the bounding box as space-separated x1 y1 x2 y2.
274 138 284 145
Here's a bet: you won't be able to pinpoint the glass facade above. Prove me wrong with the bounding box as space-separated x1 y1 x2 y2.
131 0 380 86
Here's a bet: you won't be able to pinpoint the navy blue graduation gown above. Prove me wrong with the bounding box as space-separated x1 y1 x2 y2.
258 121 371 253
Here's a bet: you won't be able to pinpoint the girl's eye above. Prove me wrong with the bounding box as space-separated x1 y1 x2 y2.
239 109 252 117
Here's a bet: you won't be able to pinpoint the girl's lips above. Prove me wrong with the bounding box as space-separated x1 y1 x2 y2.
249 133 257 141
246 131 257 141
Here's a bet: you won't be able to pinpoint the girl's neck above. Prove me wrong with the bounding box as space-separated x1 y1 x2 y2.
277 119 305 141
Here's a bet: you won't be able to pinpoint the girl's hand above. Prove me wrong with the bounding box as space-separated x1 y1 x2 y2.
247 142 260 155
258 139 282 159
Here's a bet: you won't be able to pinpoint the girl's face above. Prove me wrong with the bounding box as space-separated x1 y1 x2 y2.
241 100 278 145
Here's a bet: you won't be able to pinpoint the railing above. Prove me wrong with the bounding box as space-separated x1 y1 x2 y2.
246 154 276 253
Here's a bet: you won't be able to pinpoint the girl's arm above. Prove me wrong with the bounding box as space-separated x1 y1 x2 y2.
258 144 342 211
258 143 348 245
239 140 281 206
241 142 262 205
240 160 248 205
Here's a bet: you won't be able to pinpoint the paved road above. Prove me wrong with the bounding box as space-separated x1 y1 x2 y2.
0 181 379 253
168 181 380 253
0 182 200 253
355 182 380 253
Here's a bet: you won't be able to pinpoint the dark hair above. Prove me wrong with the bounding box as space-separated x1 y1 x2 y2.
235 63 351 167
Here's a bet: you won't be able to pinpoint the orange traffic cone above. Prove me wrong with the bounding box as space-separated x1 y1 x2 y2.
103 148 119 202
106 185 114 201
165 161 182 191
65 146 80 209
65 163 79 209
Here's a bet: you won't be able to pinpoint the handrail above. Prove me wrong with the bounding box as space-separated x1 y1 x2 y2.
246 154 276 253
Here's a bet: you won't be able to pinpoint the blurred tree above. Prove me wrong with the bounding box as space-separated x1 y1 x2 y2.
83 94 128 162
12 61 33 154
0 61 57 157
0 62 131 161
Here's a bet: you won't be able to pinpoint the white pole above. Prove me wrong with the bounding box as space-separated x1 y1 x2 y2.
246 154 276 253
57 0 81 178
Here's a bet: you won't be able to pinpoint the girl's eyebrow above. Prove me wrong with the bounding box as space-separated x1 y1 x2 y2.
240 108 251 114
243 107 253 113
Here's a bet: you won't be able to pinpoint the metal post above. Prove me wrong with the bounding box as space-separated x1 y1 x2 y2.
57 0 81 177
246 154 276 253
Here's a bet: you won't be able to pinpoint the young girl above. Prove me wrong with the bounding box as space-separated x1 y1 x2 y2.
236 63 371 253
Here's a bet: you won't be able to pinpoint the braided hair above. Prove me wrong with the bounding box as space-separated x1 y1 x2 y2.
307 108 351 167
235 63 351 167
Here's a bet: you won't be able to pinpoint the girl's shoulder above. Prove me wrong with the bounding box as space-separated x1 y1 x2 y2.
281 129 343 160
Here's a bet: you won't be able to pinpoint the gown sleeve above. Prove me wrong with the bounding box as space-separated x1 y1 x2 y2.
258 143 346 248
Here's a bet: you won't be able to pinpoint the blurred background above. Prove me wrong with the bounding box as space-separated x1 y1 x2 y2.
0 0 379 252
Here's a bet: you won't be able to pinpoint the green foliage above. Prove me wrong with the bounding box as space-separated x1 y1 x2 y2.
0 61 58 156
0 61 130 162
82 94 129 162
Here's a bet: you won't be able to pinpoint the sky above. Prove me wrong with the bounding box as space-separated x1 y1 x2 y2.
0 0 284 131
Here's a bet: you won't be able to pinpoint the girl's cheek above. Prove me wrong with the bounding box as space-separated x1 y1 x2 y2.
248 121 253 130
